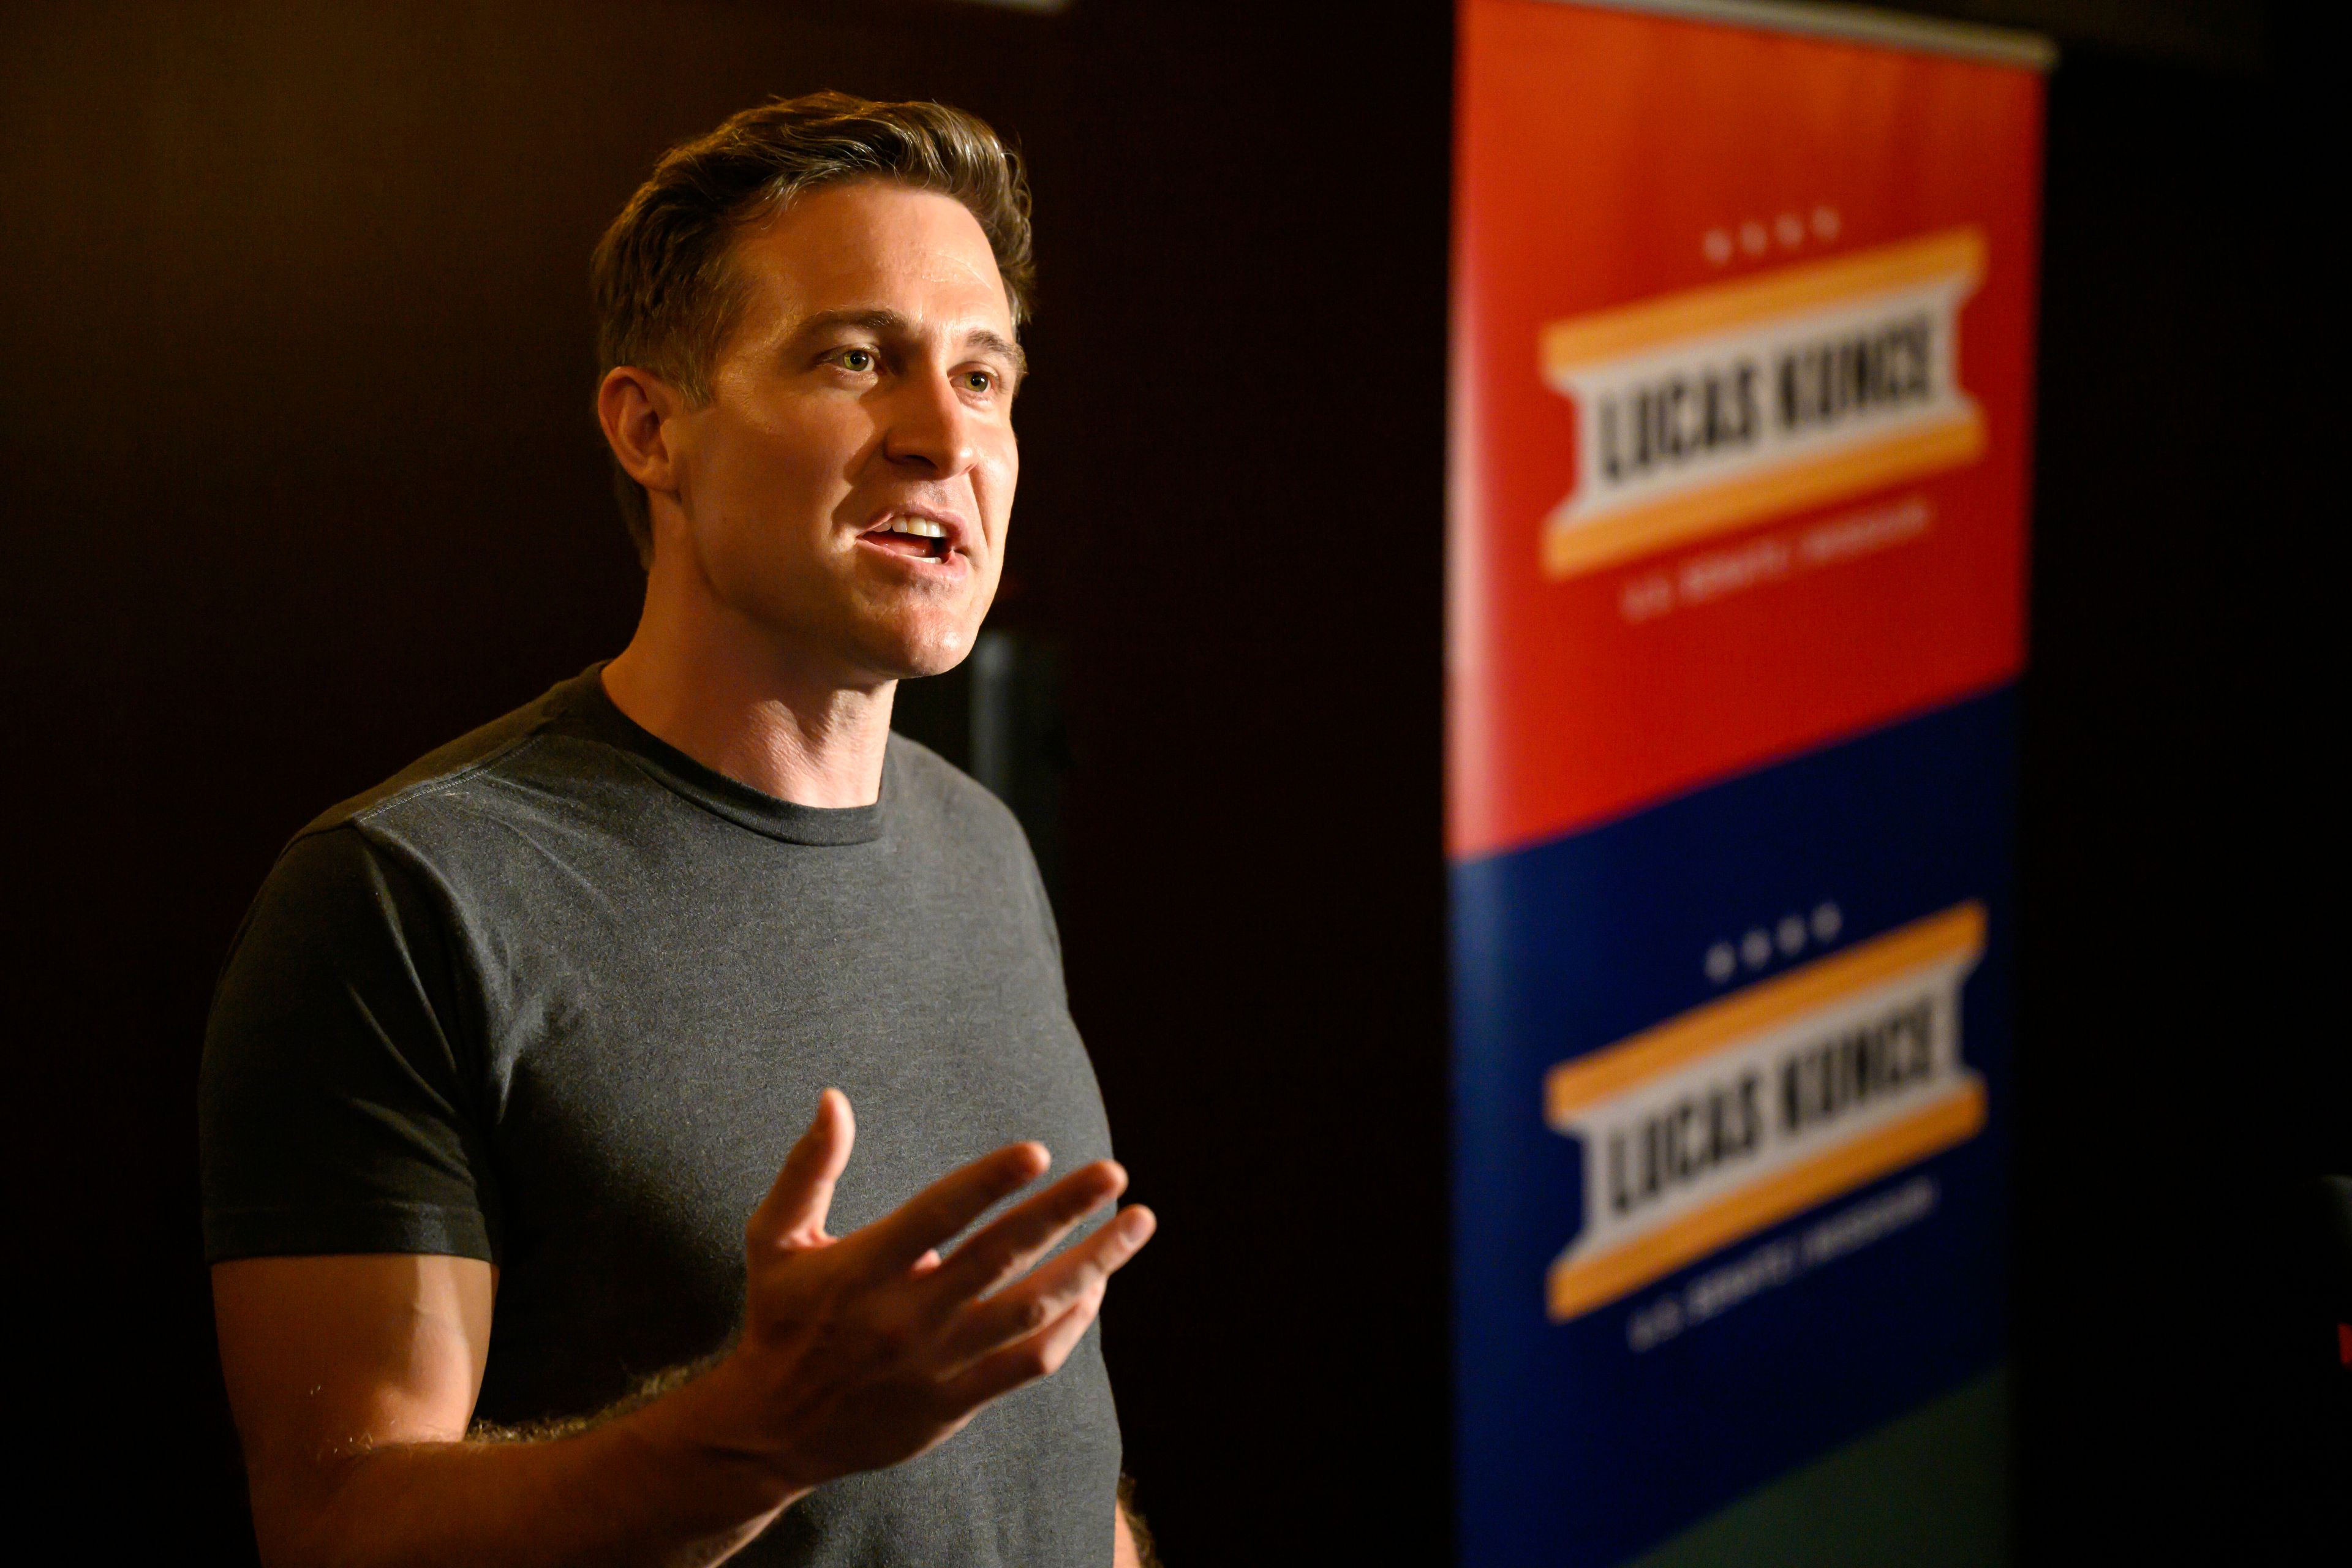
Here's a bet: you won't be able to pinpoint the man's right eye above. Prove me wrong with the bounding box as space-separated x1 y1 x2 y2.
835 348 876 373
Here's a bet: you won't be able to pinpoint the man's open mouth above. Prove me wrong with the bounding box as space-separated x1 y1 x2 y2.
862 517 952 561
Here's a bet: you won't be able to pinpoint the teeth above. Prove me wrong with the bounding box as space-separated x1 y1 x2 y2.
891 519 947 539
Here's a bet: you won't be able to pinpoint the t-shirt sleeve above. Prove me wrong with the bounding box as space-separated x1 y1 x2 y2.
200 823 500 1264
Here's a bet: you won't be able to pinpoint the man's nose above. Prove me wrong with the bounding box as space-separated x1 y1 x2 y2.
880 369 979 478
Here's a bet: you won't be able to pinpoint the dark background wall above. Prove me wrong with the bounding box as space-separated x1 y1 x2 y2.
1 1 2333 1562
2003 16 2345 1559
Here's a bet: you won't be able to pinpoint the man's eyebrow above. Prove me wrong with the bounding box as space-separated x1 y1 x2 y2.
965 329 1028 380
793 308 1026 379
794 307 912 341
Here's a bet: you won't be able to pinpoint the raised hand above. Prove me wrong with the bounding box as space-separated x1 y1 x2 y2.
687 1089 1155 1493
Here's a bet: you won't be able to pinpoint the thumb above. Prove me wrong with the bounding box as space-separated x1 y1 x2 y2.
749 1088 855 1251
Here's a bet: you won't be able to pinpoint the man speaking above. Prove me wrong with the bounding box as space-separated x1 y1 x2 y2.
200 93 1157 1567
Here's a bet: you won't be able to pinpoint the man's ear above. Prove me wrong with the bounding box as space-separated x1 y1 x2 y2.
597 366 686 497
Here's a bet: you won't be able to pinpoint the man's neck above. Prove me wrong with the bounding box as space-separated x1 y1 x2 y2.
601 594 894 811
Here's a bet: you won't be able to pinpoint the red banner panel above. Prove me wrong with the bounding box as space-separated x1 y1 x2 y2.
1449 0 2041 860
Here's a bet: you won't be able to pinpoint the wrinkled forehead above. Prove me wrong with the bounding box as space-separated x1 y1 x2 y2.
726 179 1015 341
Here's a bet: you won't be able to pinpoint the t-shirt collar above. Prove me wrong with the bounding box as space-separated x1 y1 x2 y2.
560 664 890 847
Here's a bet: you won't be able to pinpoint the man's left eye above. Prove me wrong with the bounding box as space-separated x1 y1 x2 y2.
961 371 995 393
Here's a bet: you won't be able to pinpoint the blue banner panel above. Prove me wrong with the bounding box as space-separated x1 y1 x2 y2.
1453 687 2013 1567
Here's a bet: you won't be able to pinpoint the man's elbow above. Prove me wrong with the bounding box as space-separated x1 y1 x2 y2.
243 1444 412 1568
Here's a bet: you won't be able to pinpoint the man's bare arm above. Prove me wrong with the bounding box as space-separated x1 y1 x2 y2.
214 1090 1155 1568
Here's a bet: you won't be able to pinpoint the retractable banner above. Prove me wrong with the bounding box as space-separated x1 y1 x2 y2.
1448 2 2047 1562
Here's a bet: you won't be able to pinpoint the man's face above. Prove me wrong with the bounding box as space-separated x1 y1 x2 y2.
662 180 1022 682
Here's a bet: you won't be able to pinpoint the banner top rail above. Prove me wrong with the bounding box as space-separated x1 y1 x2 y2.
1546 0 2057 70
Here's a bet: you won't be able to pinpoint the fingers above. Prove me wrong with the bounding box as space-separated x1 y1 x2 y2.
747 1089 855 1250
935 1204 1155 1371
944 1296 1101 1409
917 1160 1128 1310
845 1139 1054 1282
935 1210 1148 1409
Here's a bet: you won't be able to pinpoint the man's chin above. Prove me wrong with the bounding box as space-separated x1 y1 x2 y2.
853 619 987 683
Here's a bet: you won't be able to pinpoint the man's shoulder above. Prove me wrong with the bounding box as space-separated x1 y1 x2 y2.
884 732 1058 950
886 731 1026 847
292 671 600 853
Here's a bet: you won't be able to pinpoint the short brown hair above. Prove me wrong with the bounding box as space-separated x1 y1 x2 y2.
591 92 1035 563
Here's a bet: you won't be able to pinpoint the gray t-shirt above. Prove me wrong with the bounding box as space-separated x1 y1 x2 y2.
200 666 1121 1566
